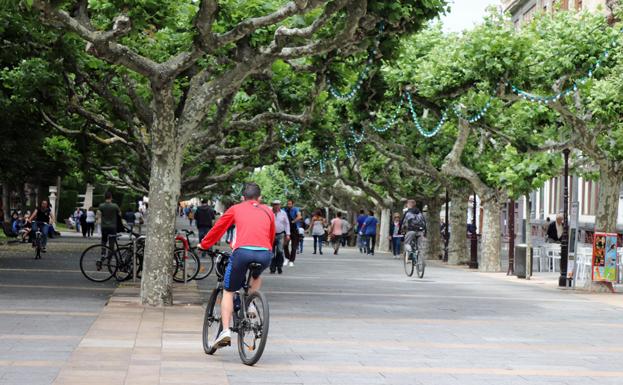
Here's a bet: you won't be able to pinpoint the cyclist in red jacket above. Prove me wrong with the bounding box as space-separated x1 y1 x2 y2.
198 182 275 349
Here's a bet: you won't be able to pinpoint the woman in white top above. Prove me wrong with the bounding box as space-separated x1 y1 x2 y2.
310 210 326 255
86 207 96 238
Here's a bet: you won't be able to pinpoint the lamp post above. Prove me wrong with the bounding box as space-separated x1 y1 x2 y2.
507 198 515 276
559 148 570 287
443 189 449 263
469 192 478 269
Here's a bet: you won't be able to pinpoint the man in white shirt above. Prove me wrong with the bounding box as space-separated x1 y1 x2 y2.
270 200 290 274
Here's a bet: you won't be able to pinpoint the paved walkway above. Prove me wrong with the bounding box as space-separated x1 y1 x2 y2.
39 238 623 385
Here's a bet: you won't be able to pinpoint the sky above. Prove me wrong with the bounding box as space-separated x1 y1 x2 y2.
439 0 502 33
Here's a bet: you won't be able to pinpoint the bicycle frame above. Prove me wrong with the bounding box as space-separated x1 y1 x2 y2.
175 232 190 284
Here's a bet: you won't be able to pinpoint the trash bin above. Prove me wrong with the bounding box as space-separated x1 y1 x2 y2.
514 244 533 279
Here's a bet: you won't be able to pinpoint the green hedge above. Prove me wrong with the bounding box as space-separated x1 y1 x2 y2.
58 190 78 221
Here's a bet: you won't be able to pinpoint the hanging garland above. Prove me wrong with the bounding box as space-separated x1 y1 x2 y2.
326 22 385 100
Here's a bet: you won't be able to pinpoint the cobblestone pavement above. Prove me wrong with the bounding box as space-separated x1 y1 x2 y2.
0 237 116 385
199 240 623 385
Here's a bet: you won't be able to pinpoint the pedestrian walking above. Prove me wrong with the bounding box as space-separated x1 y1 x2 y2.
86 207 95 237
196 199 216 257
283 199 303 266
329 212 344 255
310 210 326 255
188 205 195 227
356 209 368 253
134 208 144 234
389 212 403 258
79 209 88 238
361 210 378 255
270 200 290 274
72 207 82 233
98 191 121 249
124 206 135 233
340 216 352 247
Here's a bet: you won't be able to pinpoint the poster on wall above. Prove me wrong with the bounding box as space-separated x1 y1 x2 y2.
592 232 618 282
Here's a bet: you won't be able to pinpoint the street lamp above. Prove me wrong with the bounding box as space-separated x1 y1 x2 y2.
507 198 515 276
559 148 570 287
443 189 449 263
469 192 478 269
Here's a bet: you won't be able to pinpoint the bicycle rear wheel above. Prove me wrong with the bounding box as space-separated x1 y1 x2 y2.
415 250 426 278
404 251 415 277
194 251 214 280
172 248 199 282
80 244 117 282
202 288 223 355
237 291 269 366
113 247 134 282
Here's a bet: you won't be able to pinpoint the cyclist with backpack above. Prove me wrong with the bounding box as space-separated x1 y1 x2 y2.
401 200 427 256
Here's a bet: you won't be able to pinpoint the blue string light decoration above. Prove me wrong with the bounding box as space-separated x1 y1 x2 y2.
326 22 385 100
349 126 366 143
404 91 448 137
508 31 620 103
452 99 492 124
279 125 300 143
371 97 405 133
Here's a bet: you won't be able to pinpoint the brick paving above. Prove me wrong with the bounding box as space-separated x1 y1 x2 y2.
3 235 623 385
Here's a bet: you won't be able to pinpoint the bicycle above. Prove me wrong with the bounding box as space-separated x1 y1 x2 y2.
202 249 270 366
31 221 44 260
80 233 132 282
173 229 201 283
404 233 425 278
175 229 214 280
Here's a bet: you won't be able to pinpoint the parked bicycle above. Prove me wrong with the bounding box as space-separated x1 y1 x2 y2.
202 249 270 366
80 231 140 282
175 229 214 281
404 235 425 278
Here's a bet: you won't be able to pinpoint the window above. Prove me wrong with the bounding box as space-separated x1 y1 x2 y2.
574 0 583 10
582 180 599 215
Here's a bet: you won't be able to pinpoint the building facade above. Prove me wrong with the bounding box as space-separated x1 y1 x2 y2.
500 0 622 250
503 0 612 28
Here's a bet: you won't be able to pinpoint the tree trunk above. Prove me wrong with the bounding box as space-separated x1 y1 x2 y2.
426 198 442 260
141 85 182 306
378 207 391 252
448 190 468 265
1 183 9 221
480 197 502 272
594 164 621 233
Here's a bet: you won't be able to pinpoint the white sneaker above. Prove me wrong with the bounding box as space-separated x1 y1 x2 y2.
212 329 231 349
288 261 294 267
283 259 289 267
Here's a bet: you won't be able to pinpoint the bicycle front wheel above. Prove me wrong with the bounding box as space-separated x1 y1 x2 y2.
404 251 415 277
238 291 269 366
194 251 214 280
172 248 199 283
416 251 426 278
80 244 117 282
202 288 223 355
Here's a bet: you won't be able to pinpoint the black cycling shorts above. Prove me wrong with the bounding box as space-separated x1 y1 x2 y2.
224 248 272 292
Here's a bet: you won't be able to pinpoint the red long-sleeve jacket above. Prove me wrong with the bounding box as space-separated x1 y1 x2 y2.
200 200 275 251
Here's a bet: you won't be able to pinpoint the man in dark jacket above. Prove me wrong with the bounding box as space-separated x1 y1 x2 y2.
547 214 563 243
195 199 216 255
